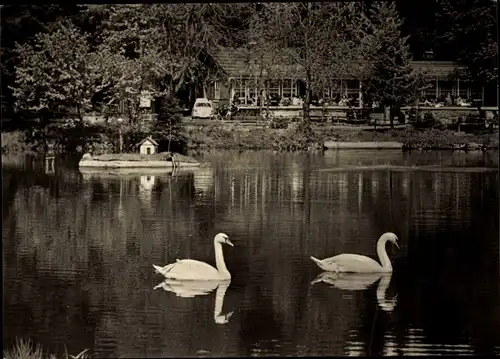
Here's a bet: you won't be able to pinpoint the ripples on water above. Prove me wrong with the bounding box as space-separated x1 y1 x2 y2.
2 150 499 357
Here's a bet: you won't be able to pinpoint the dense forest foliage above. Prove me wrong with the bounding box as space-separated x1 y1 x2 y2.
0 2 497 151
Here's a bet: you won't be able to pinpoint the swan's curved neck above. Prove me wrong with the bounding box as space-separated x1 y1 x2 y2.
376 236 392 271
214 241 231 279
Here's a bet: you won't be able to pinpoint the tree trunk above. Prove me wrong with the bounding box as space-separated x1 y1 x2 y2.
266 84 270 120
76 104 84 123
167 121 172 152
303 75 311 125
39 115 49 153
303 3 312 126
259 55 264 120
259 89 264 120
119 128 123 153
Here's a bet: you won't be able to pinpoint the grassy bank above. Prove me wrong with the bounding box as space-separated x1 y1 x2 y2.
4 338 90 359
187 122 499 151
2 122 498 155
321 126 499 150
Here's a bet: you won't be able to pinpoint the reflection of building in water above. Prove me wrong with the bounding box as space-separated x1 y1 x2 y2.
338 173 348 204
139 175 155 202
193 168 214 195
140 175 156 191
229 175 235 206
401 171 410 198
357 173 363 213
370 172 380 200
290 164 303 201
432 173 441 209
118 178 126 219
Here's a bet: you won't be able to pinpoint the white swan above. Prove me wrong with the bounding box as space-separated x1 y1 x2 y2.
310 232 399 273
154 279 234 324
311 272 397 312
153 233 233 280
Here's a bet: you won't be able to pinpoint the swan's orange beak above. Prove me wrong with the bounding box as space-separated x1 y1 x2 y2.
394 241 400 249
225 239 234 247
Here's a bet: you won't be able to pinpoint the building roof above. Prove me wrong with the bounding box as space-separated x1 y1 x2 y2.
138 136 159 147
210 47 303 78
210 47 466 80
411 61 465 78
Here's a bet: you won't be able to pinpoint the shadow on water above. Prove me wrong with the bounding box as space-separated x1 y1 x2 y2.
2 150 499 357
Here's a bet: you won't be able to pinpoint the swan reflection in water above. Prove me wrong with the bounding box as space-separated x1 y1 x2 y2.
154 279 234 324
311 272 397 312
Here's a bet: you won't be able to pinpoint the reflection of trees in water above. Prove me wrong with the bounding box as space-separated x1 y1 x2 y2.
4 152 499 357
296 283 368 356
2 156 84 220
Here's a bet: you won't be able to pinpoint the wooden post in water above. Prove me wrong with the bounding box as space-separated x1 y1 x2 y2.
45 156 55 173
45 143 55 173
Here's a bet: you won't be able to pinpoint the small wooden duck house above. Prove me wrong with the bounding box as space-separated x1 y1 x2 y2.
138 136 159 155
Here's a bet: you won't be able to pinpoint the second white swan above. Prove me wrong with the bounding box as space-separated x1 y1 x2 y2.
310 232 399 273
153 233 233 280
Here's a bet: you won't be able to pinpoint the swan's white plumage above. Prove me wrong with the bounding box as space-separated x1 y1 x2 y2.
311 232 399 273
154 279 222 297
154 259 221 280
153 233 233 280
312 253 386 273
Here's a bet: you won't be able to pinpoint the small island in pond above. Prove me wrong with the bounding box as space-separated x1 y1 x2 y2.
79 136 201 169
78 152 201 169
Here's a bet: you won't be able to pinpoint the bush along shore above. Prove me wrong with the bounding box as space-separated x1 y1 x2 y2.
1 119 498 156
4 338 91 359
186 121 498 152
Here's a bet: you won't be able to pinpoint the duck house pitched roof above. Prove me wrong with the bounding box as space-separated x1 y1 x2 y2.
138 136 159 147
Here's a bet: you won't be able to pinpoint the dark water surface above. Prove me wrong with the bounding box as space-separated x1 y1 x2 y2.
3 150 499 357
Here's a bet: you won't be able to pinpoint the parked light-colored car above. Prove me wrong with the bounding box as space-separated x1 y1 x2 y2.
192 98 213 119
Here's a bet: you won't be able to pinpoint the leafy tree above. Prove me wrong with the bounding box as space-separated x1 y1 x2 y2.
151 96 187 154
10 20 113 151
11 21 99 122
393 0 442 60
85 4 243 124
242 3 293 118
362 1 428 128
1 5 82 121
435 0 497 90
259 3 369 127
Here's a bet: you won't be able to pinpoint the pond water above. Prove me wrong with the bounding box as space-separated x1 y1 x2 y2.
3 150 499 357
